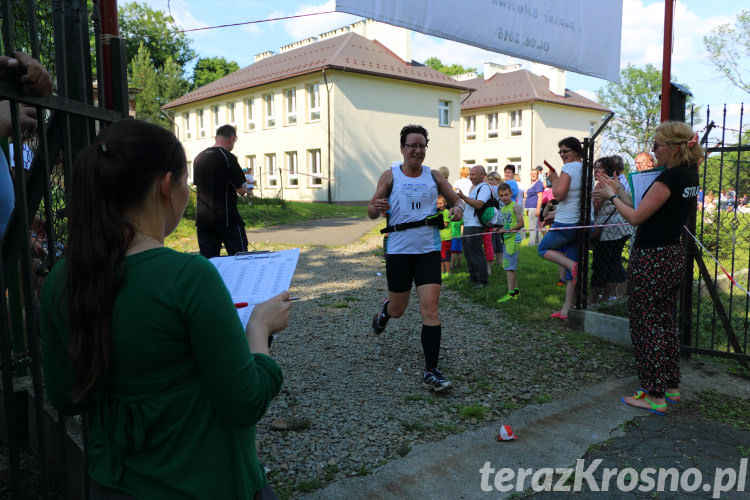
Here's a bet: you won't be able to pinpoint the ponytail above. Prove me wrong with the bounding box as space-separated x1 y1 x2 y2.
65 120 185 403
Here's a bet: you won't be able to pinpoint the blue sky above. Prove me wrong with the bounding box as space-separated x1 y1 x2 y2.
142 0 747 129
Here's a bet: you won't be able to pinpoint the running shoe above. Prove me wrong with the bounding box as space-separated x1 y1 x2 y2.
423 368 452 392
372 299 390 334
497 291 518 303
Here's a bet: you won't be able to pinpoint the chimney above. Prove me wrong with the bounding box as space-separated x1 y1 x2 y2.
531 62 566 96
254 51 275 62
483 62 522 79
353 19 412 62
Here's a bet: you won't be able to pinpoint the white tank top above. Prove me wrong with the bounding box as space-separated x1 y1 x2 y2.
386 162 441 254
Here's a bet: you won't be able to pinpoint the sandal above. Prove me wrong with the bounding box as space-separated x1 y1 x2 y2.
550 311 568 320
665 391 681 404
638 388 681 404
621 390 667 416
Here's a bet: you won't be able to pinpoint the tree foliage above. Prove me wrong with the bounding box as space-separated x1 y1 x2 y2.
119 2 196 69
192 57 240 89
596 64 696 166
424 57 477 76
703 9 750 95
129 43 188 129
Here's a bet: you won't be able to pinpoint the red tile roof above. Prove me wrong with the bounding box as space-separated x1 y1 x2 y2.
164 32 474 109
461 70 609 113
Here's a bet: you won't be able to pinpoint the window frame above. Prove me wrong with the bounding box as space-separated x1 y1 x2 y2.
438 100 450 127
487 112 498 138
226 101 236 126
265 153 278 187
286 151 299 187
308 149 322 187
307 84 320 122
264 93 275 128
464 115 476 140
509 110 522 136
197 109 206 138
285 88 297 125
183 111 191 139
245 98 255 131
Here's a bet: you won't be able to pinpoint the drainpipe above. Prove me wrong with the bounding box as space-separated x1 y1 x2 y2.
530 102 535 173
99 0 119 110
323 69 332 203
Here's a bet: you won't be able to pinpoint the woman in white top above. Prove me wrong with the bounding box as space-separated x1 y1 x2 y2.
537 137 586 320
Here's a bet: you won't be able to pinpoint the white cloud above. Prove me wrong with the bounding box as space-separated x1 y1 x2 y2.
282 0 362 40
619 0 731 68
574 89 599 103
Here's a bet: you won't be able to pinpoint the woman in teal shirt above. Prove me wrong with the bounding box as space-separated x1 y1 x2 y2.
41 119 291 499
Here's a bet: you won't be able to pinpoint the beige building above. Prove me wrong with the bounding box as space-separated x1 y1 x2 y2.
163 20 473 203
458 63 610 183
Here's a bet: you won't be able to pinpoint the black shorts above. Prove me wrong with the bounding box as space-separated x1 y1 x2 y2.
385 251 441 293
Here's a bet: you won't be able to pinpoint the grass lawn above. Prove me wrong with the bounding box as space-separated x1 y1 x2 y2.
442 235 571 325
165 196 367 253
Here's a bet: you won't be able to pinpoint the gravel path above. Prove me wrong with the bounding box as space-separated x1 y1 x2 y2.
256 232 636 497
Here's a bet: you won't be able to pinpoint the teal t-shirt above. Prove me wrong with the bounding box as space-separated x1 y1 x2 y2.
41 248 282 499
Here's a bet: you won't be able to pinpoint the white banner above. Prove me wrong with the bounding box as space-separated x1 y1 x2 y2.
335 0 622 82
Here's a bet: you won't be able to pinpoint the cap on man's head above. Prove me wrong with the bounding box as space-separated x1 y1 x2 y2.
535 165 543 171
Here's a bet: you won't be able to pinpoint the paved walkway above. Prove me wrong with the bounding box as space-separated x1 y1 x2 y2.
246 217 381 246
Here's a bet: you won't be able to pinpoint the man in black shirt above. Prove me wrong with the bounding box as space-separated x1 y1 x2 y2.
193 125 248 258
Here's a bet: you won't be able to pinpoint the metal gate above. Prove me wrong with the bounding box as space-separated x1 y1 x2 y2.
576 105 749 367
679 105 749 365
0 1 128 498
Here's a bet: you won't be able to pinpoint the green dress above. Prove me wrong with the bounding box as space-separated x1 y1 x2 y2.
41 248 282 499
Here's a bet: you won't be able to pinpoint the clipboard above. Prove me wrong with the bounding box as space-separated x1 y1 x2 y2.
209 248 300 327
628 167 665 209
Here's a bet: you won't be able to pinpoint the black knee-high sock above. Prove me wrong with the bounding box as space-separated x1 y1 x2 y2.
421 324 442 370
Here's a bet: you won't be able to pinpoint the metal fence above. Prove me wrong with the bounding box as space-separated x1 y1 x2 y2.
1 1 127 498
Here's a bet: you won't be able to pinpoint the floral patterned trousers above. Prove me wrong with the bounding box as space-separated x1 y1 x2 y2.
627 244 685 398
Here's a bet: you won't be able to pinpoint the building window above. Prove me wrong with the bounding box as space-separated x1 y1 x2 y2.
245 98 255 131
589 121 597 137
285 89 297 125
509 110 522 136
245 155 256 177
183 112 191 139
507 157 522 174
265 153 277 187
308 149 322 186
286 151 299 186
463 159 475 167
197 109 206 138
486 159 498 173
264 93 275 128
465 115 476 140
438 100 450 127
307 84 320 121
227 101 236 125
487 113 498 138
212 105 220 127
